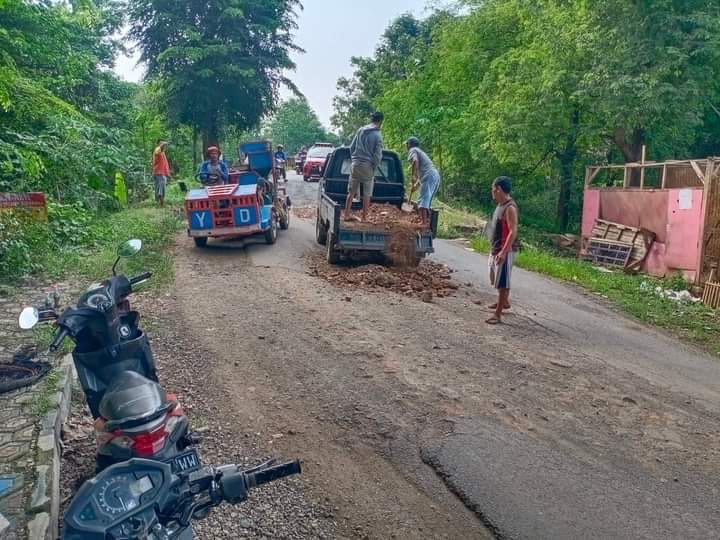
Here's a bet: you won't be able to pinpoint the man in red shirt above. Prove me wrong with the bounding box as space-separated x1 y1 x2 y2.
152 139 170 207
486 176 519 325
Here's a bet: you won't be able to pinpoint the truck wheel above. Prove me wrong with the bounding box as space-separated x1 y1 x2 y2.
316 217 327 245
193 237 208 248
303 175 309 182
265 214 278 244
326 234 340 264
280 209 290 230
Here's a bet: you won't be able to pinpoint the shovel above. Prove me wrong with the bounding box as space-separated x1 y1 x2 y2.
402 182 416 213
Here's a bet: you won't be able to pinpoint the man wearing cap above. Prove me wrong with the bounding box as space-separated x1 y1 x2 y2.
486 176 519 325
405 137 440 226
274 145 287 180
152 139 170 207
344 111 385 222
198 146 229 186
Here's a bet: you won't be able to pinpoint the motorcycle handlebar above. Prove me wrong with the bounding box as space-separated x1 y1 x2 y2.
219 460 301 504
129 272 153 285
248 460 302 488
49 328 69 353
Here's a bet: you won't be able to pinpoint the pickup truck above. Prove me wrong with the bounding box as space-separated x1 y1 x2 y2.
316 147 438 264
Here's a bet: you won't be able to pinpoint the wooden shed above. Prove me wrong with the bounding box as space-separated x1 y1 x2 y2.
582 157 720 285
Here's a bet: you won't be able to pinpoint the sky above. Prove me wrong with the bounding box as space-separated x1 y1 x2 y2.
113 0 429 128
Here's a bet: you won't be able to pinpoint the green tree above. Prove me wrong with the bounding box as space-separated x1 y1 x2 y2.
266 97 334 153
128 0 302 147
331 12 454 140
343 1 720 231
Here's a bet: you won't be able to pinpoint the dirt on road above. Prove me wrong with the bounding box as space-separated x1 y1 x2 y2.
58 178 720 539
306 254 460 301
159 219 718 538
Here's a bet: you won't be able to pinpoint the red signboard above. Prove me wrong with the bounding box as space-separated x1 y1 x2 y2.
0 192 48 221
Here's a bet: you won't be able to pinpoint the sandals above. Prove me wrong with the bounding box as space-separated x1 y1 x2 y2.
488 303 511 311
485 316 502 325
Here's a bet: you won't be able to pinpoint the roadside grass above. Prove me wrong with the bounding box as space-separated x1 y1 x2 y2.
470 235 720 355
436 200 487 239
31 368 61 418
43 204 182 289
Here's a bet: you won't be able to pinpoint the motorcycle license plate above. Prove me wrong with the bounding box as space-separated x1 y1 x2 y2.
168 449 201 474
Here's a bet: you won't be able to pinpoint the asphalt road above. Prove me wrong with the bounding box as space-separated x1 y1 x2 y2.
171 172 720 539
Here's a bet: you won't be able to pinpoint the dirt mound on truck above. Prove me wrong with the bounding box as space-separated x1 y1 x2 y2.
344 204 429 267
385 223 422 268
344 203 427 231
306 253 459 301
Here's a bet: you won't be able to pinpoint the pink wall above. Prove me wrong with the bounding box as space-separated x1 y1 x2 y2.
582 189 600 238
581 187 704 278
665 188 704 275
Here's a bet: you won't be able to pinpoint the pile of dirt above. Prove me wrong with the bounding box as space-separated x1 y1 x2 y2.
306 254 459 301
292 207 317 219
385 222 423 268
344 203 427 231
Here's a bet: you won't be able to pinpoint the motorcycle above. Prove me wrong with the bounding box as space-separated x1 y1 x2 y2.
274 158 287 182
295 152 306 174
62 456 302 539
18 239 197 472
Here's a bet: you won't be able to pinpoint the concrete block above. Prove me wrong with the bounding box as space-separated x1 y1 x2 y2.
29 465 50 514
27 511 49 540
0 512 10 536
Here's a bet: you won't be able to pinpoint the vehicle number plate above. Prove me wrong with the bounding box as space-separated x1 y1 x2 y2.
167 449 201 474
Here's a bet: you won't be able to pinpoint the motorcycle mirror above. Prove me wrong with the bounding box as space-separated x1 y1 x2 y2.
113 239 142 276
118 239 142 258
18 307 39 330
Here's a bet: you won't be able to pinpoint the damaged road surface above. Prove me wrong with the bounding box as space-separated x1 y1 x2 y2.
153 174 719 539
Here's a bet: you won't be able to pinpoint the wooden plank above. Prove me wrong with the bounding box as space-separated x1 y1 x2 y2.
639 145 646 189
661 164 668 189
586 167 601 186
697 160 716 284
690 160 705 183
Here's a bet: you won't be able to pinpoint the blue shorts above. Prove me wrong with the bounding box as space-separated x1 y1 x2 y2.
418 170 440 209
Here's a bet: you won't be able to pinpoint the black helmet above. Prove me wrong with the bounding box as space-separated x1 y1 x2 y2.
405 136 420 148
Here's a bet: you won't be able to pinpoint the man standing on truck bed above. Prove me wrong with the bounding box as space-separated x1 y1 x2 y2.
486 176 519 325
344 111 385 222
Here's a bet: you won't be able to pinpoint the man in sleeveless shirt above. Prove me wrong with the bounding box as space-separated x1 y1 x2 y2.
486 176 519 325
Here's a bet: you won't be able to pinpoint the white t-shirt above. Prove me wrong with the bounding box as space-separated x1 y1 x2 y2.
408 147 436 180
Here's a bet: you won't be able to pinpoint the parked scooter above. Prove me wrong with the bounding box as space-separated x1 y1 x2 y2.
63 457 301 539
18 239 198 472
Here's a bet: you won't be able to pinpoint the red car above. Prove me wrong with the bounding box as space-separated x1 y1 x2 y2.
302 144 335 182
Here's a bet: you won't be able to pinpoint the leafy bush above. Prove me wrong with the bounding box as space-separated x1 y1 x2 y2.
47 202 94 246
0 211 52 279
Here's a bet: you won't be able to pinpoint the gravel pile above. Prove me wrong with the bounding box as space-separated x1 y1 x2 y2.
306 253 460 301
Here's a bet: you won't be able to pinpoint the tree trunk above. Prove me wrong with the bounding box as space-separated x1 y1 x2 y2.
556 110 580 231
192 126 198 171
200 114 220 157
613 126 645 186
